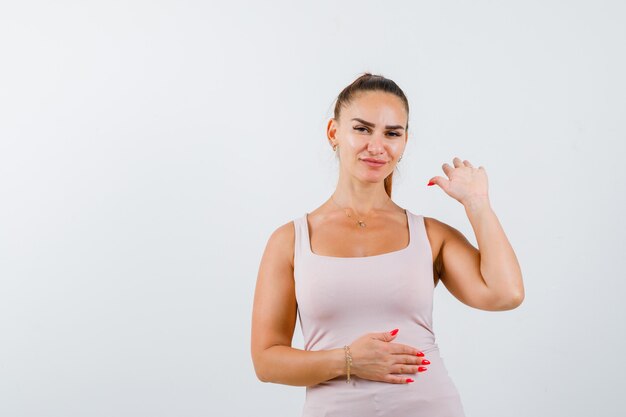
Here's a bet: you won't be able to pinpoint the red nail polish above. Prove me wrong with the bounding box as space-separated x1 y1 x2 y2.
418 366 428 372
421 360 430 365
427 181 435 186
390 328 399 336
416 352 424 357
406 378 414 383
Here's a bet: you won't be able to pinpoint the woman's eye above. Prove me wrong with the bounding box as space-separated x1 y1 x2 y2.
353 126 401 136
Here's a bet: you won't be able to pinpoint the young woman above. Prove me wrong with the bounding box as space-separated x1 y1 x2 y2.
251 73 524 416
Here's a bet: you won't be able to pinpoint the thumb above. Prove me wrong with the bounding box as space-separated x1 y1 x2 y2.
372 328 399 342
427 176 449 189
427 177 450 192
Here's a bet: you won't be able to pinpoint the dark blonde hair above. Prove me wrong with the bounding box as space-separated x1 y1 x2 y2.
333 72 409 197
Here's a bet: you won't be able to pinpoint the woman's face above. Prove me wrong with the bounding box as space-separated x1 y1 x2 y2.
328 90 408 184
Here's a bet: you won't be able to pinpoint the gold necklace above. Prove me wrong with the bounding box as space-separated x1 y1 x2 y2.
330 194 392 228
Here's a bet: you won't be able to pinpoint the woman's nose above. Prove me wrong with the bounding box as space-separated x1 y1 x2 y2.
367 135 385 153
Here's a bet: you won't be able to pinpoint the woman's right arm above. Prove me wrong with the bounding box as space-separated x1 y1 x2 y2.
250 222 346 387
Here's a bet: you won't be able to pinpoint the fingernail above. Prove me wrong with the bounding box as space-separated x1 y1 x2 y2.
418 367 428 372
390 328 399 336
416 351 424 357
427 181 435 186
421 360 430 365
406 378 414 383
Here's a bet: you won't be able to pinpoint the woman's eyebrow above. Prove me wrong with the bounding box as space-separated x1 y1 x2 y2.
351 118 405 130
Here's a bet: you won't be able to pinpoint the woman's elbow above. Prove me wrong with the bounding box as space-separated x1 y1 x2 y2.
251 350 271 383
499 291 524 310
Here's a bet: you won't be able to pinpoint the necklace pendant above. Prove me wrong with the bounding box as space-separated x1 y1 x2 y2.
357 220 366 228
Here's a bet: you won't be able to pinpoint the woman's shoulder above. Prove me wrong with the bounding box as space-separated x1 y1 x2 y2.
422 214 443 227
422 215 471 261
422 215 449 240
261 217 301 269
421 215 461 240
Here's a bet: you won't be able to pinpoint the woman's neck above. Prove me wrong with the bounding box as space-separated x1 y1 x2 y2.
330 182 392 215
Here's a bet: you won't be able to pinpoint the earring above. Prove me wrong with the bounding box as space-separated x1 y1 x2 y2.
398 154 403 162
332 144 337 151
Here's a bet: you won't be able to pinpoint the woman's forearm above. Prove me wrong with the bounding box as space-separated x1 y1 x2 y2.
464 196 524 304
254 345 345 386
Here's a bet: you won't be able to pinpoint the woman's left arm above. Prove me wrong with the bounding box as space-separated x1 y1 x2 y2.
428 157 524 311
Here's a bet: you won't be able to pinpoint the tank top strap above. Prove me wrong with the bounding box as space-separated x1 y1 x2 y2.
405 209 416 245
408 210 433 263
292 215 308 265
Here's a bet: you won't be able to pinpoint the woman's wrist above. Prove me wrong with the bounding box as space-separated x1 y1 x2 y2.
328 347 347 380
343 345 353 383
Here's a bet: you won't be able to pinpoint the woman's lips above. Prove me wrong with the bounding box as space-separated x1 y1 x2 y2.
361 159 386 167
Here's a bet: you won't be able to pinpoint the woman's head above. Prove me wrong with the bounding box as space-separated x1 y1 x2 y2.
327 73 409 197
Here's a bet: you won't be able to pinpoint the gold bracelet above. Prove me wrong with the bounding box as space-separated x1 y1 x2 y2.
344 345 353 383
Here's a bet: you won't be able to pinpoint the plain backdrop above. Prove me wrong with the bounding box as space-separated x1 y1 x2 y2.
1 1 625 416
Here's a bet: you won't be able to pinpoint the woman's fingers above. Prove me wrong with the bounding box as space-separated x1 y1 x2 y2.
385 342 430 366
382 363 429 384
443 157 474 175
390 363 429 375
384 352 431 378
392 354 431 367
452 157 464 168
382 374 416 384
387 342 423 356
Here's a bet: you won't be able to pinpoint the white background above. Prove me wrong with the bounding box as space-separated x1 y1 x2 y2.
1 1 625 416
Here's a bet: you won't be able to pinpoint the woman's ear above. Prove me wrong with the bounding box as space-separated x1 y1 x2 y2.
327 118 338 145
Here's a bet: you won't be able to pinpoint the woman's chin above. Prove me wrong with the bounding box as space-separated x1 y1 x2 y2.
358 172 391 184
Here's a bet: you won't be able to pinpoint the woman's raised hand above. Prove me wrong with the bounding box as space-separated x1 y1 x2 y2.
348 328 430 384
427 157 490 208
